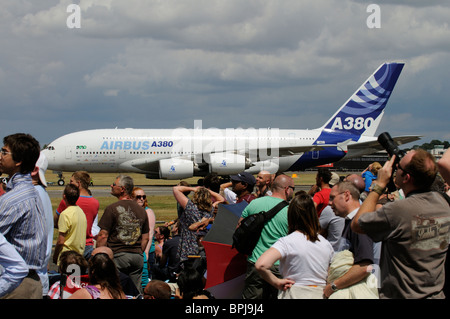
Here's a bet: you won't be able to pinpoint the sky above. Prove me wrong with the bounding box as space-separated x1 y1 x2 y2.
1 0 449 148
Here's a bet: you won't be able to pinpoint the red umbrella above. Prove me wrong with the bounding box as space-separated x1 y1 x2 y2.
202 201 249 298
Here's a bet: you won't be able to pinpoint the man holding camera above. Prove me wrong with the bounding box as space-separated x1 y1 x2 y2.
352 149 450 299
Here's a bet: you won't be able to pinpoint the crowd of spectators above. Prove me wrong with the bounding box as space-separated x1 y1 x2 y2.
1 132 450 300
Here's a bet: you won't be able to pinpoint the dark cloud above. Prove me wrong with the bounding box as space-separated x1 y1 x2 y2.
1 0 449 146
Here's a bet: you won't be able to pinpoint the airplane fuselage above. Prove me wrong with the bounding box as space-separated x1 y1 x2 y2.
42 127 353 179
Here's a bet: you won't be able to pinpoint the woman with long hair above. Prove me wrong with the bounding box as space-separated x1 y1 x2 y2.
172 185 224 265
132 187 156 289
255 191 334 299
69 253 126 299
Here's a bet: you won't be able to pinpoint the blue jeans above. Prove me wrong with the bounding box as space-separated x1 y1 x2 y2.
84 244 94 260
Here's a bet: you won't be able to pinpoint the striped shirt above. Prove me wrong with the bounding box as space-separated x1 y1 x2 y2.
0 173 47 270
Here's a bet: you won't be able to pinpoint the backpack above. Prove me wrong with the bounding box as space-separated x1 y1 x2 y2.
232 200 289 255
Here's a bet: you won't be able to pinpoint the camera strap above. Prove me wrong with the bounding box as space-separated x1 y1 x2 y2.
438 191 450 206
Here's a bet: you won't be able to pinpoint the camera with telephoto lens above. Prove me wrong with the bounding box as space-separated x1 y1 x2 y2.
377 132 406 165
377 132 406 192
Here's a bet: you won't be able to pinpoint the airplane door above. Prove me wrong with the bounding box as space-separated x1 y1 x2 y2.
312 150 319 159
65 147 72 159
119 150 126 159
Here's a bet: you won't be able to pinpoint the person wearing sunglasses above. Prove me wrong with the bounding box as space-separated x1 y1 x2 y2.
352 149 450 299
132 187 156 291
97 175 150 294
0 133 46 299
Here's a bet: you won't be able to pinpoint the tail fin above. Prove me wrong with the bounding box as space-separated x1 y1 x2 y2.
321 62 404 138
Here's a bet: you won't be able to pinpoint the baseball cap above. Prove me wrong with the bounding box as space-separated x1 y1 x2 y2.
230 172 256 186
35 152 48 187
329 172 340 186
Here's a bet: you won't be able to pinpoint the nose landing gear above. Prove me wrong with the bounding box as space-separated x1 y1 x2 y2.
57 172 65 186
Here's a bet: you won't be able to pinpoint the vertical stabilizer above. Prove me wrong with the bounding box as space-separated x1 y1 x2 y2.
321 62 404 138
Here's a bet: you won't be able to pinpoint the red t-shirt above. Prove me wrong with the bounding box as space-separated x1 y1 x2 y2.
237 193 256 204
57 196 99 246
313 188 331 217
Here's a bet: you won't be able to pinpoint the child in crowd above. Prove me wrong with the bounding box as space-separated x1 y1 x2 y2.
53 184 87 266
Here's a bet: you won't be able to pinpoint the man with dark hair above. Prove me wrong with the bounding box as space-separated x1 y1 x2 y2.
2 133 41 174
308 168 333 217
53 184 87 267
230 172 257 204
97 175 150 293
352 149 450 299
0 133 46 299
64 183 80 205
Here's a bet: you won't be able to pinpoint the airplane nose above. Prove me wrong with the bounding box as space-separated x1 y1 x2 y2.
41 148 50 159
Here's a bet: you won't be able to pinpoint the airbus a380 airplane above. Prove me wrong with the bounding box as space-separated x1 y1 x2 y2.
42 62 420 184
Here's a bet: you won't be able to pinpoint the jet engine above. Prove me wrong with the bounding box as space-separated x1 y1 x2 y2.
207 153 252 174
159 158 194 179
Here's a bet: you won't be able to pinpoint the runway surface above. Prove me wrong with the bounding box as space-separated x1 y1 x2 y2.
46 185 175 198
46 184 311 198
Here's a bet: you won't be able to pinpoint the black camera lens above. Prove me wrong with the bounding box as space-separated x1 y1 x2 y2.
378 132 405 164
377 132 406 192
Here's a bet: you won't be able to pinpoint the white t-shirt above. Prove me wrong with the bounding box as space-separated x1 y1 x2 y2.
223 188 237 204
272 231 334 286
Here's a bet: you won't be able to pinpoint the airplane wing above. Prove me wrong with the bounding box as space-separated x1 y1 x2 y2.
277 145 333 156
120 144 335 173
119 157 161 172
233 144 337 157
344 135 422 158
390 135 423 146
